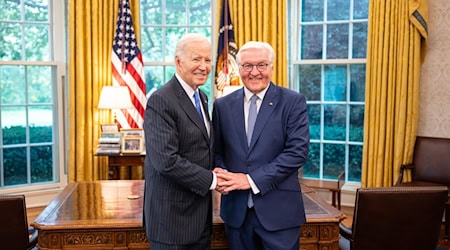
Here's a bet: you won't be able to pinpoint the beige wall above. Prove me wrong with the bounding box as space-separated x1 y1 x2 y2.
418 0 450 138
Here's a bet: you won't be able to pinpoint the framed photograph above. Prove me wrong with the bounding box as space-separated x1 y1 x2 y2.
121 128 144 137
121 136 144 153
101 124 119 133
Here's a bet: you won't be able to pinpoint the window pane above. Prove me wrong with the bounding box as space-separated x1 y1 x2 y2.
31 145 53 183
302 0 324 22
0 65 26 104
165 28 186 62
352 22 367 58
324 104 346 141
0 1 20 20
25 24 50 61
189 0 211 25
349 144 362 182
189 27 210 36
326 23 349 59
141 0 162 25
349 105 364 142
327 0 349 21
2 107 26 145
301 25 323 59
144 66 164 95
0 23 22 60
28 66 53 104
354 0 369 19
165 66 176 83
25 0 49 22
323 143 345 179
299 65 321 101
350 64 366 102
166 0 186 25
307 104 321 140
324 64 346 101
30 106 53 143
303 142 320 178
141 27 163 61
3 147 27 186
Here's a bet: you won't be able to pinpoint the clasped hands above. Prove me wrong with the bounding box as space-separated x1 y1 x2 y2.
214 168 250 194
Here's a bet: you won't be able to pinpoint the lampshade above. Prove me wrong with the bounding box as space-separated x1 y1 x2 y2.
98 86 133 109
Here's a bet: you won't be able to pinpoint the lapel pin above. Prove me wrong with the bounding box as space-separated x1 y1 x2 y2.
269 102 273 106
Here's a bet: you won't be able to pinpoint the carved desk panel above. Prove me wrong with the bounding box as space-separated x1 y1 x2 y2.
32 180 344 250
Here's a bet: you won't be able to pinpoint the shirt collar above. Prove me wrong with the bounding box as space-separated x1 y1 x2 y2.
175 73 196 98
244 83 270 102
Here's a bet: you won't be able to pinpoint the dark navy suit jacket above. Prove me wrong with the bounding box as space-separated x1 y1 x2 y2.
143 76 214 245
212 83 309 231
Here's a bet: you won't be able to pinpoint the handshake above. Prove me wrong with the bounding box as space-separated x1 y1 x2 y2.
213 168 250 194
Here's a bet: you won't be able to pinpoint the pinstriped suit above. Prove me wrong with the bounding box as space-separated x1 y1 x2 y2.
143 76 214 247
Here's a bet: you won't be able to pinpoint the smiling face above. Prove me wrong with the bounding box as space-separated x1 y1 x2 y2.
175 39 212 90
238 47 273 94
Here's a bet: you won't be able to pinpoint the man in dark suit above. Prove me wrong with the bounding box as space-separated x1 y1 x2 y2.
143 33 217 249
213 41 310 250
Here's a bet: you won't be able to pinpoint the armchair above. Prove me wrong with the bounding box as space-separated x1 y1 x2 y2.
395 136 450 239
339 186 447 250
0 194 38 250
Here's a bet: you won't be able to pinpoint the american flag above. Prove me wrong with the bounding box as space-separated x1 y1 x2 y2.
111 0 146 129
215 0 241 94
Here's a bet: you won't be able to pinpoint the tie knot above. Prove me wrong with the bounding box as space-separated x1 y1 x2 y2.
250 94 258 103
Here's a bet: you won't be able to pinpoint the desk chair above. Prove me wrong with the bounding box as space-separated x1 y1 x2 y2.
339 186 447 250
395 136 450 239
0 194 38 250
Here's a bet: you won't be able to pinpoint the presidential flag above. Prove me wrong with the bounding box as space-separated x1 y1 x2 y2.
215 0 241 94
111 0 146 129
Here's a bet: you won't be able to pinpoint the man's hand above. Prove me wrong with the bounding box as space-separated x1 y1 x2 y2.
215 170 250 193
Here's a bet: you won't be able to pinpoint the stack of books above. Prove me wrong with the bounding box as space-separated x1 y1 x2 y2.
96 133 122 155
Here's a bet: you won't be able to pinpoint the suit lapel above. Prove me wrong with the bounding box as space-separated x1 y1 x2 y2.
171 79 209 141
230 89 248 150
248 83 278 150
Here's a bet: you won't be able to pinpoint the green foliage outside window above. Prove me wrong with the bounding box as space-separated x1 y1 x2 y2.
2 126 53 186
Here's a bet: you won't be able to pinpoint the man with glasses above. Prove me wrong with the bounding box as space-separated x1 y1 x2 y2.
212 41 310 250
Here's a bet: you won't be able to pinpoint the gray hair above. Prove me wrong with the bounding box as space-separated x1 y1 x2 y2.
175 33 210 58
236 41 275 64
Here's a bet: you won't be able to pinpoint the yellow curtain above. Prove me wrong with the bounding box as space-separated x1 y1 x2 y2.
361 0 428 187
68 0 141 182
223 0 287 87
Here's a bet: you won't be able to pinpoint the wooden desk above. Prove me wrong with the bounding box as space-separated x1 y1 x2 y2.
299 172 345 209
32 180 344 250
98 154 145 179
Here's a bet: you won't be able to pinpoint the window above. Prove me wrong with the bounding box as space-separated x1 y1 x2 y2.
139 0 214 98
288 0 369 182
0 0 66 191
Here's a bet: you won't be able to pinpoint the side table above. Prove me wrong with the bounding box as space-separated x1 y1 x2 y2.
97 153 145 180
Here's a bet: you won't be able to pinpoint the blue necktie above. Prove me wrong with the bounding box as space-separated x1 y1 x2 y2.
193 91 204 120
247 95 258 208
247 95 258 147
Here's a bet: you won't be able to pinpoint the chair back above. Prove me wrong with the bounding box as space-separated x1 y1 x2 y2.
0 195 31 250
351 186 447 250
412 136 450 184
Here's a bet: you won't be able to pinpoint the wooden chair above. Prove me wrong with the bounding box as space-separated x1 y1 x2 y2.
0 194 38 250
395 136 450 239
339 186 447 250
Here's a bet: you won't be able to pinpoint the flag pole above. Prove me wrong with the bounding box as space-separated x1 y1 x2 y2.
223 0 229 85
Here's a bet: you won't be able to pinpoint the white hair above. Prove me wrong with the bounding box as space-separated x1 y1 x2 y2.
236 41 275 64
175 33 210 58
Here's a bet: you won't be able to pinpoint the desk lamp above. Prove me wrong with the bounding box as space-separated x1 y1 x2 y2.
98 86 133 125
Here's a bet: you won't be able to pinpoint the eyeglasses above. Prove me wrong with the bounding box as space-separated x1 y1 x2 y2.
239 63 270 72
